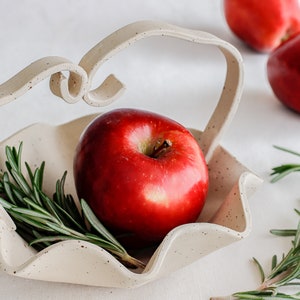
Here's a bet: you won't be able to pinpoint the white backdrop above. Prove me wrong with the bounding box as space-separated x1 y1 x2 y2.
0 1 300 299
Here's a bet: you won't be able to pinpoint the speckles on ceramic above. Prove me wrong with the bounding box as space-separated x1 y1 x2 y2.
0 122 261 286
0 21 262 288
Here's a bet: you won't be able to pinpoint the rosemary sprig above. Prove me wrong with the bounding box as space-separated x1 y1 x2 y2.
236 212 300 299
211 145 300 300
270 145 300 183
211 209 300 300
0 143 145 269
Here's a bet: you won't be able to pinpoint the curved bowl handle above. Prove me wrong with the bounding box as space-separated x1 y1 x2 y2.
0 20 243 161
0 56 89 105
78 20 244 161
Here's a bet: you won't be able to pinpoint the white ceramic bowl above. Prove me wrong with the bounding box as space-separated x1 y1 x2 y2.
0 21 262 288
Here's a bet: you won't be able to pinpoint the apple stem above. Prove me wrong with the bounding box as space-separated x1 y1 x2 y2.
151 139 172 158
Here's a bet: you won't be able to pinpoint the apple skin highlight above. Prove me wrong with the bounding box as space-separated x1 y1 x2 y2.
74 108 209 248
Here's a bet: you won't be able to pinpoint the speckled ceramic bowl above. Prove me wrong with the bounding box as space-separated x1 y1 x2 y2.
0 21 262 288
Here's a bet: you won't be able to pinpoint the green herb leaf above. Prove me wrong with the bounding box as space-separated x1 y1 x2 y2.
81 198 125 252
211 209 300 300
0 143 145 269
270 229 297 237
29 235 76 246
270 146 300 182
252 257 265 283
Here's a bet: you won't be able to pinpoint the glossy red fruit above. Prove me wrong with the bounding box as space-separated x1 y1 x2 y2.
74 108 209 248
224 0 300 52
267 33 300 113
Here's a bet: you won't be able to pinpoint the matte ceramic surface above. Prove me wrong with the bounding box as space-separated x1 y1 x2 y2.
0 21 262 288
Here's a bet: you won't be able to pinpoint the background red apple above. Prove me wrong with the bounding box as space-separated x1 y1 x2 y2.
223 0 300 52
74 108 209 248
267 33 300 113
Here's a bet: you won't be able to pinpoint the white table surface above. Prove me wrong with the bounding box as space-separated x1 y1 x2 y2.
1 1 300 299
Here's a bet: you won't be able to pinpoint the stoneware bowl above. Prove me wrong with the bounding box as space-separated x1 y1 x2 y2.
0 21 262 288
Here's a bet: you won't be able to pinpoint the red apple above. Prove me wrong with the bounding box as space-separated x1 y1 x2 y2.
267 33 300 113
73 108 209 247
223 0 300 52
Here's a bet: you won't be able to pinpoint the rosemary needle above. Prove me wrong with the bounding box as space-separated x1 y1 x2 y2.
211 210 300 300
0 143 145 269
211 146 300 300
270 145 300 183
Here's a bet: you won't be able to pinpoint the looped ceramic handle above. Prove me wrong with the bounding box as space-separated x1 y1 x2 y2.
0 20 243 161
82 20 243 160
0 57 88 105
